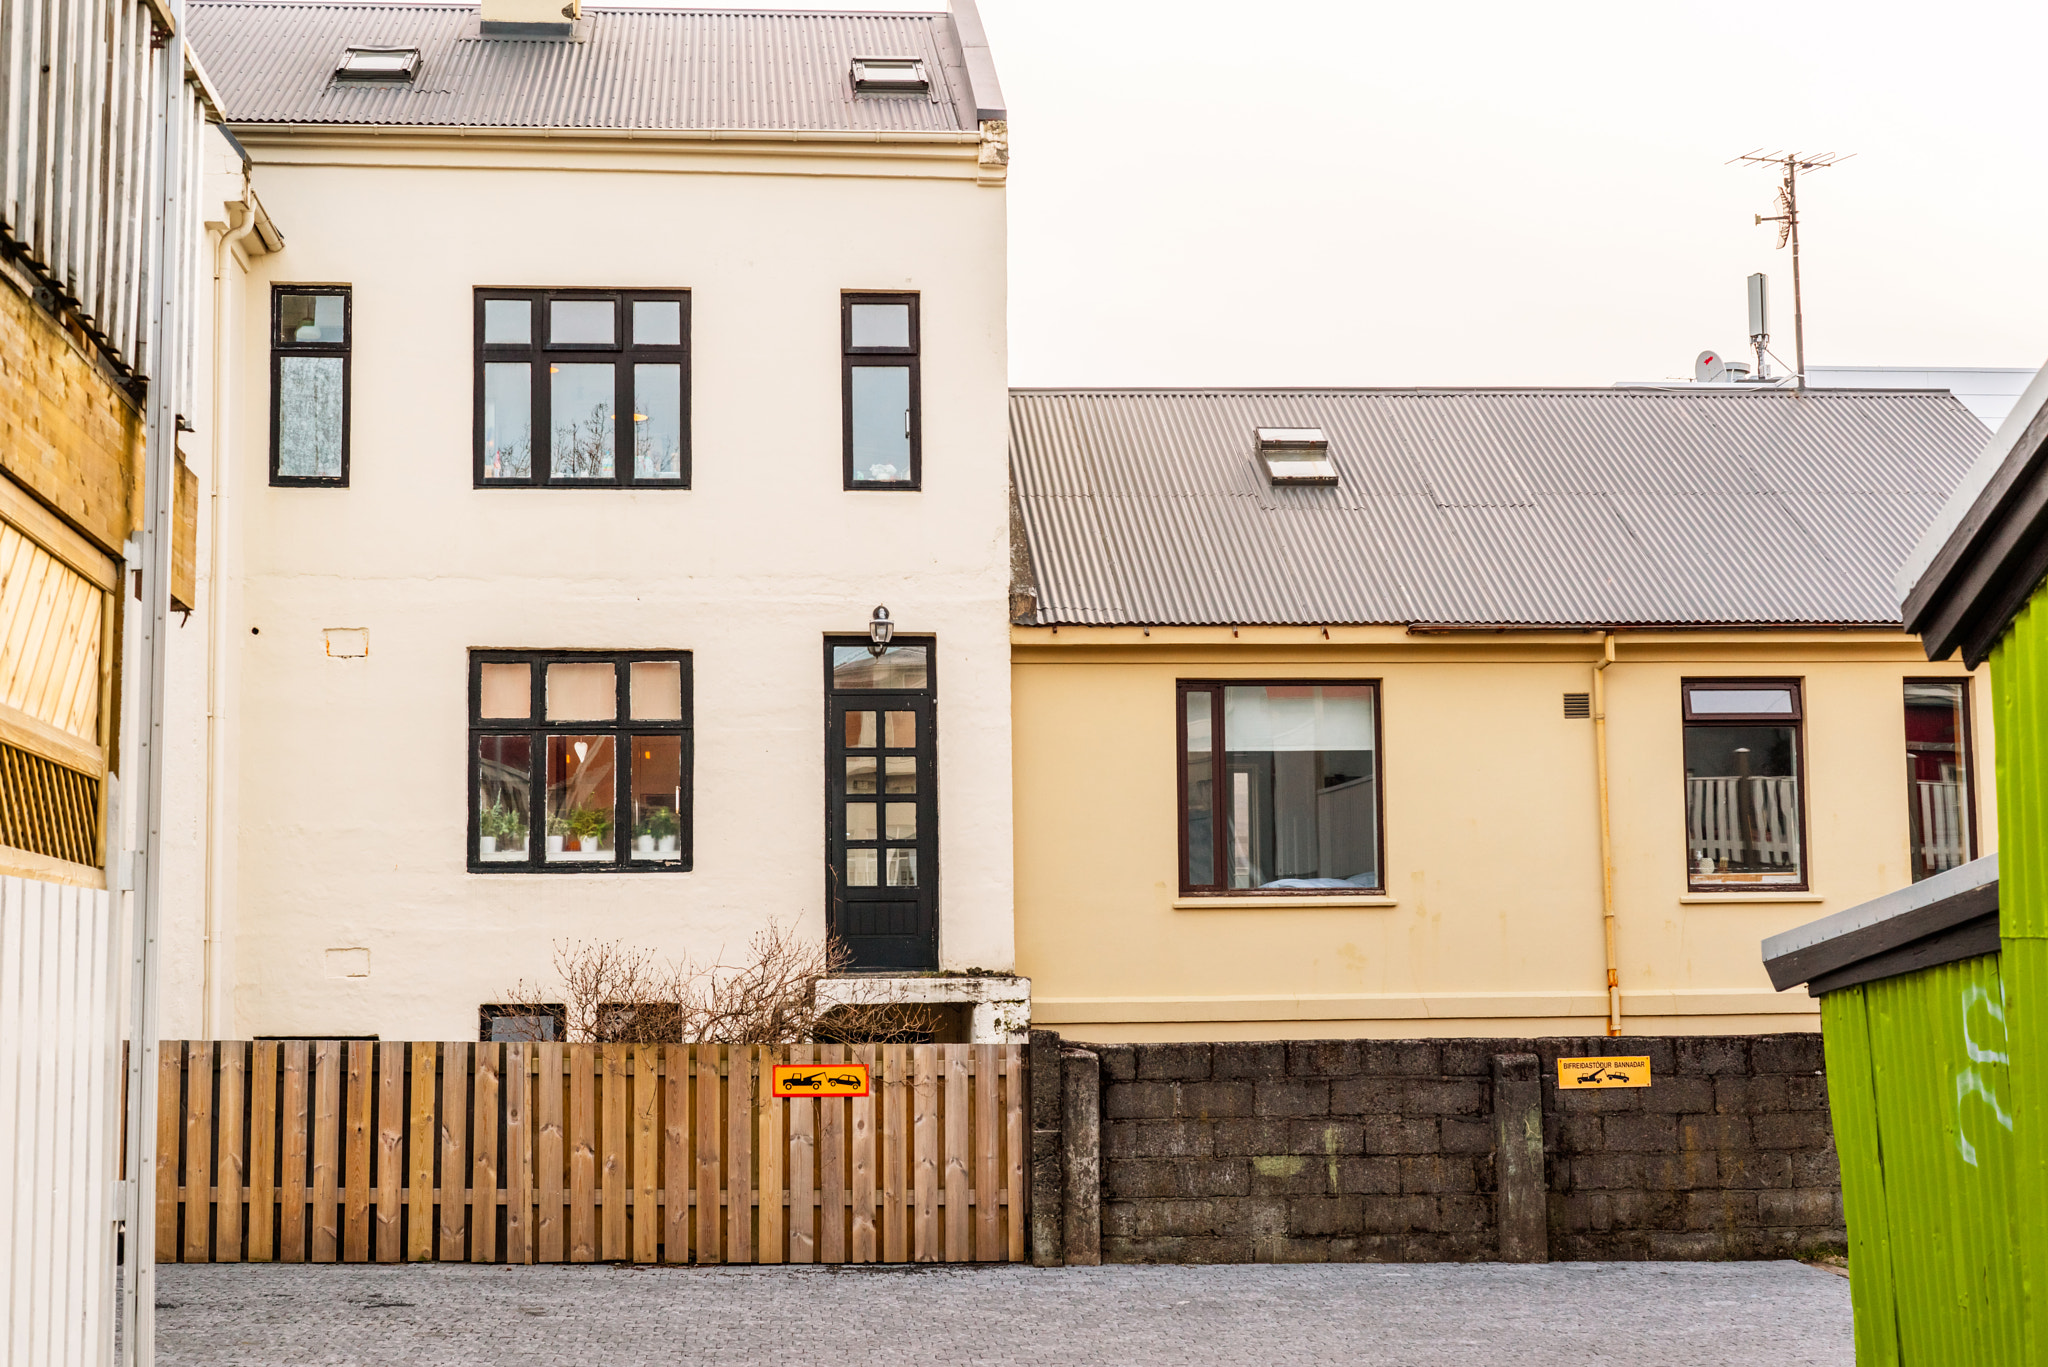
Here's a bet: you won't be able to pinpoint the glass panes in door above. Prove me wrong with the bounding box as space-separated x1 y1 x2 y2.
827 640 936 969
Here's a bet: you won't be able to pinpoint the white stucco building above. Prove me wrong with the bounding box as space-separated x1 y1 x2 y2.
166 0 1018 1040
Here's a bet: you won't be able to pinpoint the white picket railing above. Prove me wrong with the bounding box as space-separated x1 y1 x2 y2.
0 875 122 1367
1914 779 1969 877
1686 775 1801 871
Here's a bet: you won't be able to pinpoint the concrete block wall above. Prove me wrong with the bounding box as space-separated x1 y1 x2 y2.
1028 1031 1844 1265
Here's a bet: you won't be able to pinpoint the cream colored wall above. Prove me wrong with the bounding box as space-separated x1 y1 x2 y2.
190 135 1010 1040
1013 627 1991 1042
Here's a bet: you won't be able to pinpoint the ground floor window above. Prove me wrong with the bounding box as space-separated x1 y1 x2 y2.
1905 679 1975 881
469 649 692 872
1178 681 1382 894
1683 678 1805 891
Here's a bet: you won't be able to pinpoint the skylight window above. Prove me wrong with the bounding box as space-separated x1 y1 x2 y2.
851 58 928 94
335 47 422 83
1257 428 1337 486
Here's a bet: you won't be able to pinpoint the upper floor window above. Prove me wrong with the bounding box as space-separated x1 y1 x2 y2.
1682 679 1805 891
474 290 690 488
271 286 350 485
843 292 920 489
469 649 693 873
1179 681 1382 895
1905 679 1976 882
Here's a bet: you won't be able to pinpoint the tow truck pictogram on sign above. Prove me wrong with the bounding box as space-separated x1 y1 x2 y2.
1556 1056 1652 1089
771 1063 871 1097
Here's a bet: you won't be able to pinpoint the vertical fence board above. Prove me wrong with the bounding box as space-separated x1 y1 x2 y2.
280 1042 308 1263
216 1043 246 1262
912 1044 937 1263
758 1048 784 1265
180 1040 212 1262
536 1042 565 1264
882 1047 907 1263
154 1044 179 1261
727 1047 754 1264
974 1043 999 1261
599 1044 627 1261
471 1044 499 1264
311 1042 340 1262
438 1042 468 1262
406 1042 435 1261
248 1042 278 1262
787 1042 814 1265
1005 1047 1025 1262
662 1044 688 1262
627 1045 657 1263
850 1045 876 1263
504 1042 532 1265
567 1044 596 1263
695 1044 722 1263
375 1042 404 1262
818 1043 846 1264
943 1045 969 1263
343 1042 371 1262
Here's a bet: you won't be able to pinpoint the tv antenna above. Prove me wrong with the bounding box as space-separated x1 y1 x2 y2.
1729 150 1854 391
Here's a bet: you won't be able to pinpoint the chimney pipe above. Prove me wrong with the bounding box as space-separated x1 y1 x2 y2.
480 0 578 37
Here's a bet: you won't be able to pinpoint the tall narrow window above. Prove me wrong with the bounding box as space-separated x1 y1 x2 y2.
1682 679 1806 891
271 286 350 485
474 289 690 488
1905 679 1976 881
842 292 920 489
1178 681 1382 894
469 650 692 872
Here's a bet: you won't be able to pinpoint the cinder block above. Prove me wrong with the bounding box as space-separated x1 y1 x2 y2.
1336 1156 1403 1195
1603 1113 1679 1153
1029 1029 1064 1132
1104 1081 1177 1122
1095 1043 1137 1083
1287 1040 1363 1078
1786 1073 1832 1111
1751 1033 1825 1074
1177 1081 1255 1119
1254 1078 1331 1118
1567 1153 1647 1191
1249 1155 1337 1197
1440 1118 1493 1154
1684 1190 1757 1230
1363 1042 1444 1077
1135 1043 1213 1082
1362 1115 1439 1155
1211 1042 1288 1079
1286 1195 1366 1237
1211 1118 1293 1156
1288 1119 1365 1156
1357 1194 1434 1235
1642 1077 1716 1115
1404 1079 1487 1117
1436 1193 1490 1234
1758 1187 1840 1226
1649 1229 1733 1260
1404 1230 1493 1262
1329 1077 1409 1116
1752 1112 1835 1151
1678 1113 1751 1152
1122 1118 1214 1159
1400 1155 1477 1195
1674 1036 1751 1076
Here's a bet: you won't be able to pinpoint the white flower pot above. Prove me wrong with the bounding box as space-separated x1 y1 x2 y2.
480 836 497 856
547 835 565 856
636 835 655 855
658 835 677 854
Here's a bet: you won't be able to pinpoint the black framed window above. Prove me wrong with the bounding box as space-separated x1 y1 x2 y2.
1178 681 1383 895
271 286 351 485
474 289 690 487
1682 678 1806 891
1906 679 1977 882
469 649 692 873
842 292 920 489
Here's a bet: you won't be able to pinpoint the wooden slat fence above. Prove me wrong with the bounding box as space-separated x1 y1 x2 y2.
156 1041 1026 1265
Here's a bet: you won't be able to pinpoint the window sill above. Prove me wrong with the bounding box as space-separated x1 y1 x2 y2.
1174 894 1398 910
1679 892 1824 904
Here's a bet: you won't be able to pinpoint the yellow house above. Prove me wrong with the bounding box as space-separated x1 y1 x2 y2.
1009 386 1995 1041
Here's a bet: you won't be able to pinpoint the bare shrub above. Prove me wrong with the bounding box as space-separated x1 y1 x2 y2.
496 923 936 1045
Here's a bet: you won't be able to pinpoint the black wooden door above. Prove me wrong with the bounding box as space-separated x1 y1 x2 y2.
827 688 937 969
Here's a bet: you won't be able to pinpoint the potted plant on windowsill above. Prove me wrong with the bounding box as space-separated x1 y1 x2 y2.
635 805 679 858
479 798 528 859
565 804 612 859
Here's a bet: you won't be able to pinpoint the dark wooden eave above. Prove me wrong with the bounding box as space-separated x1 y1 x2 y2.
1904 399 2048 667
1762 855 1998 997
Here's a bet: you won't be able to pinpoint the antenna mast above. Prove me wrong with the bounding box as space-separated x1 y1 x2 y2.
1730 150 1854 392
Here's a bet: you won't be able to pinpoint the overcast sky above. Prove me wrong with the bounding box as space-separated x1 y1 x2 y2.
954 0 2048 388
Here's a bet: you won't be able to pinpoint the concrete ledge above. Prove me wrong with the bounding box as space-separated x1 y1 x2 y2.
1172 895 1398 910
816 974 1030 1042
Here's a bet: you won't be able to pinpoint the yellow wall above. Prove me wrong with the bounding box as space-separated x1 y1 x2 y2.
1012 626 1992 1041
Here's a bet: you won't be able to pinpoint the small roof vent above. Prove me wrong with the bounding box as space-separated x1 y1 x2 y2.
852 58 929 95
335 47 421 83
1256 427 1337 486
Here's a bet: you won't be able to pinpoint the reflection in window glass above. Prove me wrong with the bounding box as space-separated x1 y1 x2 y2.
629 661 682 720
886 711 915 748
847 803 878 840
847 757 878 794
885 757 916 793
546 735 615 862
850 365 911 482
1217 685 1378 890
484 298 531 345
476 735 531 862
850 303 911 348
630 735 683 862
846 849 878 886
633 300 681 346
1684 721 1802 887
552 363 615 477
844 711 876 748
633 364 683 479
276 355 346 477
547 662 616 721
278 293 346 345
483 362 532 478
1906 681 1973 882
887 849 917 887
550 299 615 345
1691 688 1796 716
884 803 916 839
1185 691 1214 888
479 662 530 718
831 646 928 690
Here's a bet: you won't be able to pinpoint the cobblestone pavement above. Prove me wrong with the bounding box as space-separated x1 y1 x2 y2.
156 1260 1850 1366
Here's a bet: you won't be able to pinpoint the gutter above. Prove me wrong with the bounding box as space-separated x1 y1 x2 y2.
224 122 983 146
1592 632 1622 1036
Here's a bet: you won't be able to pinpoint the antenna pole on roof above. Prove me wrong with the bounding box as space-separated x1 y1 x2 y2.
1730 150 1854 393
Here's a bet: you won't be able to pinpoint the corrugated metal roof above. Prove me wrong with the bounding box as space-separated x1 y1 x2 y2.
186 3 979 132
1008 387 1992 628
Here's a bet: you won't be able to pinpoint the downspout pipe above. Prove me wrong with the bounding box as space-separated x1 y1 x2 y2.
1593 632 1622 1036
200 187 258 1039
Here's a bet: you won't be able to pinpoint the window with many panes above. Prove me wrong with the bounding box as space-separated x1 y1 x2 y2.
469 650 692 872
1682 679 1806 891
1179 681 1383 894
474 290 690 487
271 286 351 485
1905 679 1976 882
842 292 920 489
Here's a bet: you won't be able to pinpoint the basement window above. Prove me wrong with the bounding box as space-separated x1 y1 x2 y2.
335 47 421 83
1257 428 1337 485
852 58 928 94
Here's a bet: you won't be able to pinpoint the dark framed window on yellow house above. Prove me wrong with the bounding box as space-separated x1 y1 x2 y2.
1682 678 1807 892
1905 678 1976 882
1177 681 1383 895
